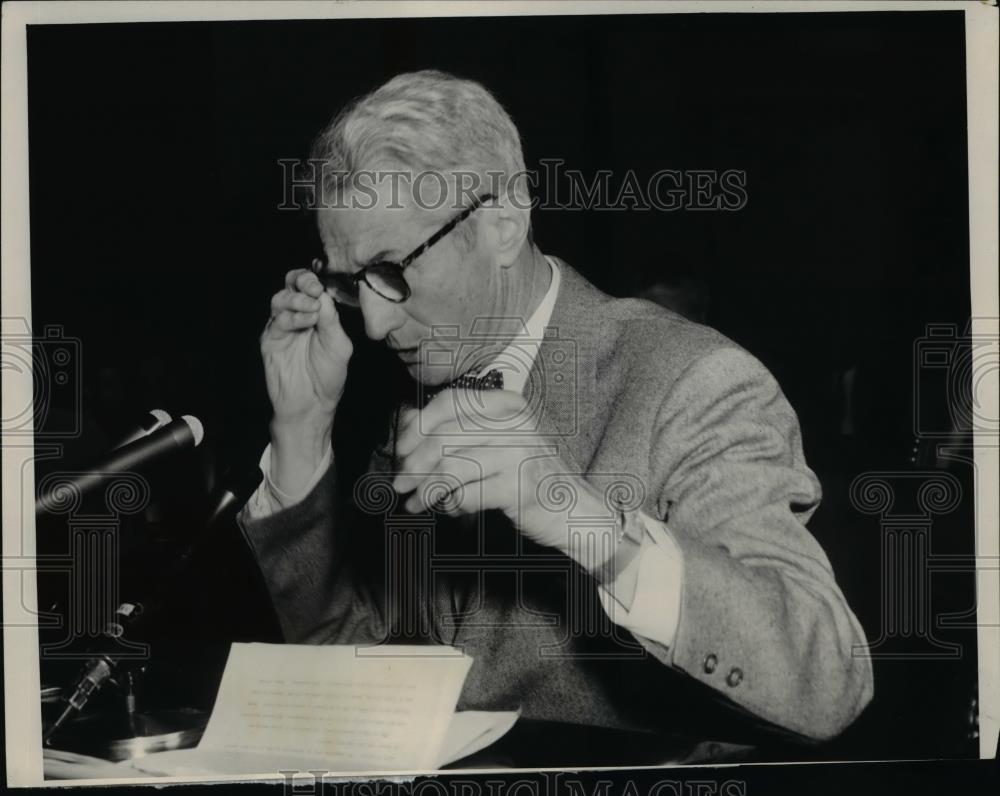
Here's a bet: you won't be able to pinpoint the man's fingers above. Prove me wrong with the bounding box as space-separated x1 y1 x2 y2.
284 268 309 289
293 269 326 298
271 289 321 315
270 310 320 332
280 267 325 297
267 286 321 333
438 473 510 517
397 389 469 449
395 389 526 457
398 454 483 513
314 289 340 331
394 443 514 497
398 406 420 433
403 470 510 516
396 428 512 484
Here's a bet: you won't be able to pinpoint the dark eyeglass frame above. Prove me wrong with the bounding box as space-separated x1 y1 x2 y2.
311 192 496 306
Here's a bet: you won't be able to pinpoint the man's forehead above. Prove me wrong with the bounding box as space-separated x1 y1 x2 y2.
317 200 419 266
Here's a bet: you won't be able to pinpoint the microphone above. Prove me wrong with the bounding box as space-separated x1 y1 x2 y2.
43 657 116 745
112 408 173 449
42 601 147 745
36 415 205 513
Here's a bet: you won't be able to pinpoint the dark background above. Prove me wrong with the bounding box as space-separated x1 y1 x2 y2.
25 11 979 762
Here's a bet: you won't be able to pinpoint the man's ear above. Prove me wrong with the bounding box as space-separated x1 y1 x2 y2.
486 198 531 267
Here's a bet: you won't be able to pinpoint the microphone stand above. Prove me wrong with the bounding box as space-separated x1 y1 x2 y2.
43 603 145 745
42 463 263 749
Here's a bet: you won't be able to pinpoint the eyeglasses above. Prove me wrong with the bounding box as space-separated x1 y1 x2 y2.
311 193 495 306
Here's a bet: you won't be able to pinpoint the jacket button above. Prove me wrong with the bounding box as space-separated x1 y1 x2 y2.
726 667 744 687
703 654 718 674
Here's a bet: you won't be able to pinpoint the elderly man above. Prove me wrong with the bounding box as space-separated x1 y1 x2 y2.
239 70 873 745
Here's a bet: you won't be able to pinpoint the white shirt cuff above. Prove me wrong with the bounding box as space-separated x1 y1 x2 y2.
597 514 684 649
242 442 333 519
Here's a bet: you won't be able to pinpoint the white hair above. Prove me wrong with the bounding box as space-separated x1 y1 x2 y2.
311 70 531 215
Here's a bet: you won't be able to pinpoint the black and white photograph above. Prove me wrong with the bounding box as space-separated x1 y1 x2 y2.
2 0 997 790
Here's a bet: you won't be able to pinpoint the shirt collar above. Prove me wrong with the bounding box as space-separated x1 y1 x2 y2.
485 255 561 395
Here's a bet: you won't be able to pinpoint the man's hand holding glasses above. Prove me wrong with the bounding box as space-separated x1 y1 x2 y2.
261 267 352 497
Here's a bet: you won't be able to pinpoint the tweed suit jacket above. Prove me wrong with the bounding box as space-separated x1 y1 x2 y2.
238 258 874 742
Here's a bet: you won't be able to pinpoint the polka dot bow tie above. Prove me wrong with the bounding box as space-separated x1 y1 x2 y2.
422 368 505 406
448 368 504 391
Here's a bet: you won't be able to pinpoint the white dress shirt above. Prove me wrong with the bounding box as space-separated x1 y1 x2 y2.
245 256 684 648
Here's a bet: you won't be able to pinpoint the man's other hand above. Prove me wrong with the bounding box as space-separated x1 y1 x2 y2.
392 389 616 573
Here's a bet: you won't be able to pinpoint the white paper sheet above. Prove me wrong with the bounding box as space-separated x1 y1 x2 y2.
119 710 519 777
107 643 517 777
207 643 471 770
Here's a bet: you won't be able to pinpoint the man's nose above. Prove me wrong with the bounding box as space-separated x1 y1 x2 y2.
358 285 406 341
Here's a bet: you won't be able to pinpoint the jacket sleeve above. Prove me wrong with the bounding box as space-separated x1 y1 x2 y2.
642 345 873 740
236 456 386 646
